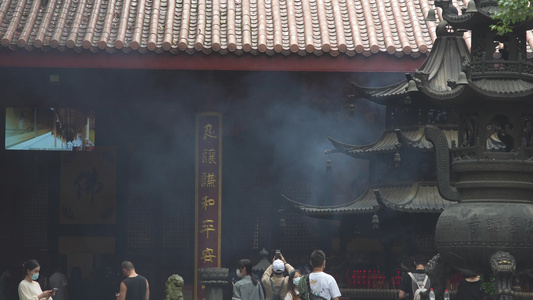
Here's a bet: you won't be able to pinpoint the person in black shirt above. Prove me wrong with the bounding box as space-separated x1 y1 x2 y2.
398 257 430 300
455 273 485 300
117 261 149 300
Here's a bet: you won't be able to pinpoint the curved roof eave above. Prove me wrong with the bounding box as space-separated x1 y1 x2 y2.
374 183 457 213
283 182 458 218
467 78 533 102
327 127 458 158
282 192 378 219
327 131 400 158
350 81 409 105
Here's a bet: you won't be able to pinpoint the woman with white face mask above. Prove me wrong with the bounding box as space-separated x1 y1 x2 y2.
18 259 55 300
232 259 265 300
284 270 302 300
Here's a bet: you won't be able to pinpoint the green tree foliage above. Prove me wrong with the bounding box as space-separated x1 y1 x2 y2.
491 0 533 34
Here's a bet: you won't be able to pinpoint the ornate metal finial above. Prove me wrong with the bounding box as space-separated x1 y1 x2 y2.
457 72 468 85
426 8 439 22
407 80 419 92
394 151 401 167
372 213 379 230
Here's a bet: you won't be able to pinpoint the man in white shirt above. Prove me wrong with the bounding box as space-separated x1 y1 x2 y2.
308 250 341 300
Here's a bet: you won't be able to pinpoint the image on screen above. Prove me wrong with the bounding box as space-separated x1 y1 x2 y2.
5 107 95 151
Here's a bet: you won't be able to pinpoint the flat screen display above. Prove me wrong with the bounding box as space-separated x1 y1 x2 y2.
5 107 95 151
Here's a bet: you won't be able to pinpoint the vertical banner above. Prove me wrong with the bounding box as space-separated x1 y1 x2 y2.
195 112 222 300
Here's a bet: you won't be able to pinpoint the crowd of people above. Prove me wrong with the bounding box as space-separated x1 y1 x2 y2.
5 252 489 300
0 259 150 300
232 249 341 300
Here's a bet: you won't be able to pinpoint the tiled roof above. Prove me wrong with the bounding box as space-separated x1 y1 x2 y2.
373 183 455 213
327 126 458 158
283 182 456 217
0 0 470 57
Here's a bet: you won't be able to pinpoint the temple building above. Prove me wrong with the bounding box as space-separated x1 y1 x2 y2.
1 0 533 299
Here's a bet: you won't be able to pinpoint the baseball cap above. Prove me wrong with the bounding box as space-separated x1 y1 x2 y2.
272 259 285 274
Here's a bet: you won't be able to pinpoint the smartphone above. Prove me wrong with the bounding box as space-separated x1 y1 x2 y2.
53 288 59 292
275 249 281 259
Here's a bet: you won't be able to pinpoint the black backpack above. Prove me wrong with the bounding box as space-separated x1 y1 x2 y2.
270 278 285 300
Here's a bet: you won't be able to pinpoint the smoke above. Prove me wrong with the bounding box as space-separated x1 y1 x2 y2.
0 67 405 285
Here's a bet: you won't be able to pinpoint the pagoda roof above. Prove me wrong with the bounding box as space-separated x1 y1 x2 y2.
327 126 458 158
350 23 470 104
349 81 409 105
469 78 533 99
283 182 456 218
353 18 533 104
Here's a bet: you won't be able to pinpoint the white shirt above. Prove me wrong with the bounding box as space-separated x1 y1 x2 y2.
284 290 299 300
309 272 341 300
18 280 52 300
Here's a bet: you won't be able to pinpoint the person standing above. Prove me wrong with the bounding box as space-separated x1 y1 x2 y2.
49 265 68 300
117 261 149 300
68 267 88 300
455 273 485 300
261 252 294 300
298 250 341 300
284 270 302 300
398 256 430 300
232 259 265 300
0 268 12 300
18 259 55 300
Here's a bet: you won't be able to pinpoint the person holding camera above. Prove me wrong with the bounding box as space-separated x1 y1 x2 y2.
261 251 294 300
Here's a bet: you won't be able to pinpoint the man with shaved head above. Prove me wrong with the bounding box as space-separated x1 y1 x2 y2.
117 261 149 300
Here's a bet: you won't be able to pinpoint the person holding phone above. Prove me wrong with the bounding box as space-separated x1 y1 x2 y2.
18 259 55 300
261 251 294 300
49 265 68 300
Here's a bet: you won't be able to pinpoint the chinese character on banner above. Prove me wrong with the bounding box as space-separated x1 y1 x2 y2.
60 147 117 224
195 112 222 300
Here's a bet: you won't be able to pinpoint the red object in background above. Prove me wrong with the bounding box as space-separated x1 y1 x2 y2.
345 269 393 289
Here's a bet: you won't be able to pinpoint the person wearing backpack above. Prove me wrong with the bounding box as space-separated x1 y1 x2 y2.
297 250 341 300
261 253 294 300
398 257 431 300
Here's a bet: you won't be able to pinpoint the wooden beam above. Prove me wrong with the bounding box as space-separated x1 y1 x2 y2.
0 50 426 72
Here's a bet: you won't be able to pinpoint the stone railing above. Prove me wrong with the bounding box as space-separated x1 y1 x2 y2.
469 61 533 79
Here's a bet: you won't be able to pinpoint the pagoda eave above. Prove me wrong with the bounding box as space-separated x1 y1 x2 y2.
284 183 457 218
350 81 409 105
327 133 400 159
282 193 377 219
374 183 457 213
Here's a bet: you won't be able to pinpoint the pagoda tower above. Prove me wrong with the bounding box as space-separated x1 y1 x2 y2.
288 1 533 299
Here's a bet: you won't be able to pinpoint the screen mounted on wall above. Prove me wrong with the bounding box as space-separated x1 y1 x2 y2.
5 107 95 151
